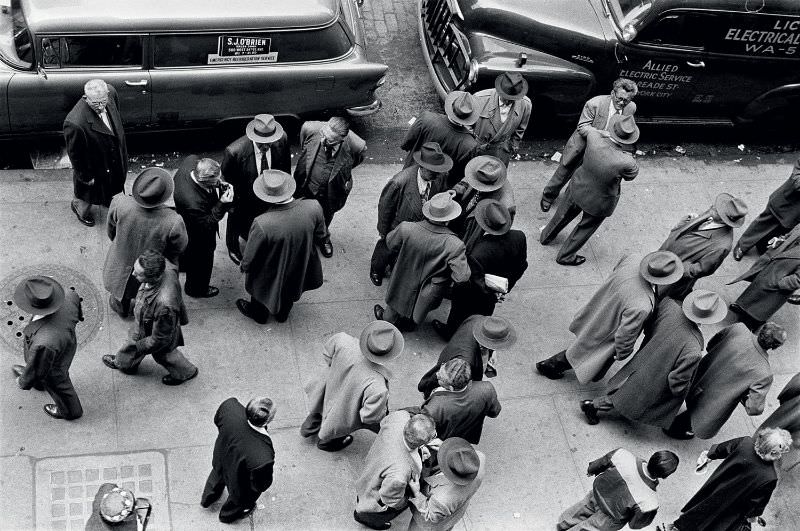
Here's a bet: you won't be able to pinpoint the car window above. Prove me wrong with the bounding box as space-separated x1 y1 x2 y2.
635 12 706 49
41 35 143 69
0 0 33 69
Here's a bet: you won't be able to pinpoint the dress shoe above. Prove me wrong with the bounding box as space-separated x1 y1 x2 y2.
102 354 120 370
788 293 800 305
580 400 600 425
353 510 392 530
317 435 354 452
228 250 243 266
236 299 268 324
320 238 334 258
662 427 695 440
484 364 497 378
369 271 383 286
186 286 219 298
43 404 64 419
556 255 586 266
70 202 95 227
373 304 384 321
431 320 453 341
536 360 565 380
12 365 24 378
732 244 744 261
540 196 553 212
162 367 198 386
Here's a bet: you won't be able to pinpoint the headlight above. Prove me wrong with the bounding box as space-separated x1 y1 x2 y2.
468 59 479 84
621 23 637 43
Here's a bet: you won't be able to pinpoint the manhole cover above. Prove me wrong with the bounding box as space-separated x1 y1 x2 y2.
0 265 104 352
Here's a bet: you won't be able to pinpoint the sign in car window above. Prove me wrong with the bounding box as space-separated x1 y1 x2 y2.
716 14 800 58
207 35 278 64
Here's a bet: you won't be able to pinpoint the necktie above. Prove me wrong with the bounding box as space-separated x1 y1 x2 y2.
260 149 269 172
101 110 113 134
325 144 334 159
467 192 481 212
422 182 431 202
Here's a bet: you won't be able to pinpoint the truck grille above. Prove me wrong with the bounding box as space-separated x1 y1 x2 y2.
420 0 471 92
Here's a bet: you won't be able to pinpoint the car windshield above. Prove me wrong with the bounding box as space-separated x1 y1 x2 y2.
0 0 33 69
607 0 653 27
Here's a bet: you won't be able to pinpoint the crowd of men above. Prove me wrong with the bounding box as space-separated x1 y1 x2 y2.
8 74 800 529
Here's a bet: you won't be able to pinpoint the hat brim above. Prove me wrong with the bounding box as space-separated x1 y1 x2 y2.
422 202 462 223
608 115 640 145
443 92 480 126
437 438 479 485
359 320 404 364
682 291 728 324
473 201 511 235
463 156 506 192
638 251 685 285
472 323 517 351
246 119 285 144
132 168 175 208
413 151 453 173
13 276 65 316
714 193 745 227
252 174 296 204
495 75 528 101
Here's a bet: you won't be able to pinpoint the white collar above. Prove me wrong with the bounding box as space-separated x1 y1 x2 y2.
248 421 269 435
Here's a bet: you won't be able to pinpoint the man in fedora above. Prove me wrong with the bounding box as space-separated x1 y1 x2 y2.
536 252 683 383
103 167 188 318
657 193 748 301
103 250 199 385
419 315 517 398
407 437 486 531
580 290 727 427
222 113 290 265
451 155 516 238
472 72 532 166
85 483 151 530
173 156 235 299
238 170 327 324
540 113 640 266
294 116 367 257
433 200 527 340
370 142 451 286
541 78 638 212
402 91 480 187
64 79 128 227
12 276 83 420
664 321 785 440
301 320 404 451
374 191 470 329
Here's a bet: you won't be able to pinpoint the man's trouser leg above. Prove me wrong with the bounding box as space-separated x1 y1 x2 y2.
201 467 225 507
557 490 626 531
540 198 582 245
300 412 322 438
44 374 83 420
446 285 494 334
152 348 197 381
248 297 271 322
666 410 693 435
353 503 406 530
219 494 255 524
72 197 94 219
591 395 615 413
737 208 785 254
225 210 242 256
556 211 605 262
542 162 577 203
114 340 149 372
539 349 573 373
184 239 215 296
110 275 141 318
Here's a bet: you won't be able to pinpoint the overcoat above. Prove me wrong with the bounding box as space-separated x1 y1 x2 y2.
384 220 470 322
560 94 636 167
63 85 128 206
729 239 800 321
102 194 188 300
173 154 229 256
376 165 447 236
304 332 391 441
765 157 800 228
566 254 655 384
472 88 532 164
241 199 326 314
676 436 777 531
418 315 485 397
606 298 703 428
758 372 800 442
422 381 501 444
686 323 773 439
130 269 189 356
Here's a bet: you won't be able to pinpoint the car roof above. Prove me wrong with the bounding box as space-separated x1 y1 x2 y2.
20 0 340 34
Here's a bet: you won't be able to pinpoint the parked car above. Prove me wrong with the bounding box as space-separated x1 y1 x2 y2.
0 0 387 137
417 0 800 125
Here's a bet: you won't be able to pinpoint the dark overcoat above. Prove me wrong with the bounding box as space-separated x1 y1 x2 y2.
376 165 447 236
130 269 189 356
560 94 637 167
418 315 485 397
758 372 800 442
729 239 800 321
606 298 703 428
63 85 128 206
472 88 532 164
241 199 326 314
173 155 229 256
765 157 800 228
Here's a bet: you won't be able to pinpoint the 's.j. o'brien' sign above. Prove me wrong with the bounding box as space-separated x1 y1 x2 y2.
207 34 278 64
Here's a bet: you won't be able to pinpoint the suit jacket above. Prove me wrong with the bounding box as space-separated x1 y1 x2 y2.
422 381 500 444
418 315 485 397
18 291 82 390
130 269 189 356
63 85 128 206
103 194 188 300
304 332 391 441
766 157 800 228
561 94 637 166
377 165 447 236
472 88 532 164
211 398 275 505
730 241 800 321
567 129 639 218
464 230 528 296
758 372 800 439
173 155 230 252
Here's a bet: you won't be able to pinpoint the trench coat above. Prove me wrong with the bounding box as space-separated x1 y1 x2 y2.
63 85 128 206
758 372 800 442
304 332 391 441
102 194 188 300
472 88 532 165
377 165 447 236
384 220 470 323
686 323 773 439
418 315 485 398
606 298 703 428
560 94 637 167
765 157 800 228
421 381 500 444
565 254 655 384
241 199 326 314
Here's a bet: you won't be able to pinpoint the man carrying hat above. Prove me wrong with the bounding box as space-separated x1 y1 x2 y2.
580 290 727 427
103 167 188 318
237 170 327 324
450 155 516 239
12 276 83 420
370 142 451 286
221 113 290 265
402 91 481 187
540 113 640 266
374 191 470 329
537 252 683 383
300 321 404 452
657 193 748 301
407 437 486 531
472 72 532 165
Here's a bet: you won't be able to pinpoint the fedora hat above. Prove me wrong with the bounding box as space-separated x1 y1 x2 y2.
246 114 284 144
444 91 480 126
13 276 65 316
638 251 684 285
714 193 748 228
495 72 528 101
608 114 640 145
132 167 174 208
464 155 506 192
252 169 296 204
359 320 404 364
422 190 462 222
682 289 728 324
413 142 453 173
474 199 512 235
99 487 135 524
438 437 481 485
473 316 517 350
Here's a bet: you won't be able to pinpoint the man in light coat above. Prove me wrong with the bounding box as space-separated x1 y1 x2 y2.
536 252 683 384
472 72 532 165
103 167 188 318
354 411 437 530
300 321 404 451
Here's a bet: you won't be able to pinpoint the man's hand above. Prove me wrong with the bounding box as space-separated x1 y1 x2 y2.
767 236 786 249
220 184 235 204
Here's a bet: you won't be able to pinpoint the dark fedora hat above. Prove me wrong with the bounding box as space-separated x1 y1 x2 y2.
413 142 453 172
682 289 728 325
132 167 174 208
252 169 296 204
473 199 512 235
638 251 684 285
608 114 640 145
13 276 65 315
464 155 507 192
359 320 404 364
473 316 517 350
438 437 481 485
444 91 480 126
714 193 748 228
246 114 284 144
495 72 528 101
422 190 462 222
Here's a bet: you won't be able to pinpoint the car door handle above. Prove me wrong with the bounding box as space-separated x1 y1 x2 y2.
125 79 148 86
686 60 705 68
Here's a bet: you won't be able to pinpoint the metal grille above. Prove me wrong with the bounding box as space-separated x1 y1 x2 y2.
420 0 471 91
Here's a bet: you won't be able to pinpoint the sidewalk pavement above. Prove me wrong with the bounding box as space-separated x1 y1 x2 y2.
0 156 798 530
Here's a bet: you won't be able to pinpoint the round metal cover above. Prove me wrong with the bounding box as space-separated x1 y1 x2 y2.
0 264 104 352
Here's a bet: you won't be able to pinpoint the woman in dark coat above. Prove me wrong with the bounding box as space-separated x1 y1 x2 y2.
759 372 800 444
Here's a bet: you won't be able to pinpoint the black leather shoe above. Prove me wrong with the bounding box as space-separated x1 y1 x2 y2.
369 271 382 286
228 251 242 266
580 400 600 425
162 367 198 386
186 286 219 298
353 510 391 530
70 202 95 227
320 239 334 258
536 360 565 380
43 404 64 419
102 355 120 370
662 427 695 440
317 435 354 452
431 320 453 341
540 197 553 212
236 299 268 324
732 244 744 261
556 255 586 266
373 304 384 321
